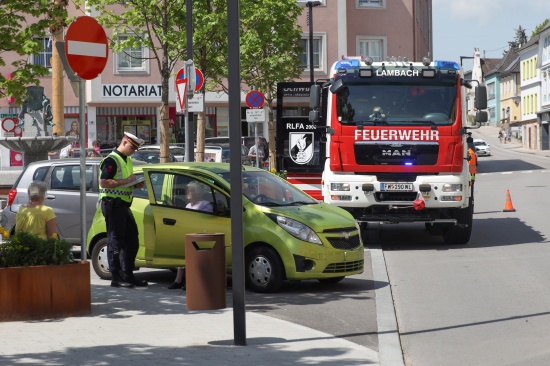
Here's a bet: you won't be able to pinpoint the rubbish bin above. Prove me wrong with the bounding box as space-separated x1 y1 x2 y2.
184 233 226 310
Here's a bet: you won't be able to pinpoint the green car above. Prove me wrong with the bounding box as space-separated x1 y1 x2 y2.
87 163 364 292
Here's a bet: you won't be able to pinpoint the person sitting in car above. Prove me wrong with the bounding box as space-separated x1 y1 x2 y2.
168 181 213 290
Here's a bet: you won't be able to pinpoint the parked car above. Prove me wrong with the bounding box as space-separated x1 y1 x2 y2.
205 136 256 150
203 143 252 165
0 158 146 249
139 145 185 161
473 138 491 156
86 162 364 292
133 150 177 164
68 148 103 158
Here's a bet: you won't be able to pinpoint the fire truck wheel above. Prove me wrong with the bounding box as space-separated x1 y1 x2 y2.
442 198 473 245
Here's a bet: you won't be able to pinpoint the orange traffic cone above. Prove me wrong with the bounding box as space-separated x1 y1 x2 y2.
503 189 516 212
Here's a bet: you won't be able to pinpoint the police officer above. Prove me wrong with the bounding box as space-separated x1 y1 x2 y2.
99 132 147 288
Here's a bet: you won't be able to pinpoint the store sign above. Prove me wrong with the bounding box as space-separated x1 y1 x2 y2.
102 84 162 98
281 86 310 98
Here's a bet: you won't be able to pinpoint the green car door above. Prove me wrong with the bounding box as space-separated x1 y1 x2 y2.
144 170 232 268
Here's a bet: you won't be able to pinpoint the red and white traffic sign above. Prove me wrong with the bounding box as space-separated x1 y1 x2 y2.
175 68 187 112
65 16 108 80
175 66 204 113
1 117 17 133
246 90 265 109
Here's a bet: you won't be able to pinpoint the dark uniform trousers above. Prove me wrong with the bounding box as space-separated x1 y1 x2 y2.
101 197 139 275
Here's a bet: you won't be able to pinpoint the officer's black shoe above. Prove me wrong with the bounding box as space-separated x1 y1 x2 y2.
111 273 135 288
132 278 149 287
121 271 148 287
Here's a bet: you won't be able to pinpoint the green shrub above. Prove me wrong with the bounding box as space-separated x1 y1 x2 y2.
0 231 73 268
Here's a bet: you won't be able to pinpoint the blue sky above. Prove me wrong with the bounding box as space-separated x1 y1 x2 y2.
432 0 550 71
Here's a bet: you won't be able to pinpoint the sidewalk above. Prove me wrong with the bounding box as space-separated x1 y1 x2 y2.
472 124 550 159
0 266 384 366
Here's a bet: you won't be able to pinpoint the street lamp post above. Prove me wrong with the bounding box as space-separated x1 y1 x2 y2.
306 1 321 84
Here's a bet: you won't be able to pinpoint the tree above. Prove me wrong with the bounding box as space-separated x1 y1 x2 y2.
225 0 304 169
80 0 188 162
0 0 67 103
508 25 528 50
532 19 550 37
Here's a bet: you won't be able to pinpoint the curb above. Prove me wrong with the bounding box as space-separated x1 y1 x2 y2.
371 248 405 366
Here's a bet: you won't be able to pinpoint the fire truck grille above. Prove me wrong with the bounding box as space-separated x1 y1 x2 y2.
323 259 364 273
375 173 422 182
326 234 362 250
354 141 439 165
375 192 418 202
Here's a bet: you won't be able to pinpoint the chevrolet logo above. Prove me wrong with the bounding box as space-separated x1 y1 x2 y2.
340 231 351 240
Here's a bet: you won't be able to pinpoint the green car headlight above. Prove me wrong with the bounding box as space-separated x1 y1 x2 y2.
272 215 322 245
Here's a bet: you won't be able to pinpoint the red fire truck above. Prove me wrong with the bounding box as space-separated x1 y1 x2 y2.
277 57 487 244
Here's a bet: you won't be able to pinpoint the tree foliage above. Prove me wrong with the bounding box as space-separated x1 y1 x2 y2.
532 19 550 37
508 25 528 50
230 0 304 168
0 0 67 103
78 0 189 162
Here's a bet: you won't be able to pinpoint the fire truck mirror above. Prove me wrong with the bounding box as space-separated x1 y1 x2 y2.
329 79 344 94
476 111 488 123
309 85 321 109
309 110 320 123
475 86 487 110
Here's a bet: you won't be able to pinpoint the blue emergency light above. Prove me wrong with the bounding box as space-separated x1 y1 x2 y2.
434 60 460 71
335 59 361 69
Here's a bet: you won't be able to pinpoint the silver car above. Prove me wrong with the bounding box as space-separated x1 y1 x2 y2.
473 138 491 156
0 158 145 248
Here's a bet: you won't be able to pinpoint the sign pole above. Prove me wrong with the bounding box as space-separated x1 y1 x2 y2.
228 1 246 346
78 79 87 260
185 0 194 162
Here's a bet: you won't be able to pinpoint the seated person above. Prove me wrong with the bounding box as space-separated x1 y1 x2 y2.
15 181 57 239
169 181 212 290
185 181 213 212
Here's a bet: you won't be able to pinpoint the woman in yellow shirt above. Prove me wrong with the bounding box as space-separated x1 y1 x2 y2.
15 181 57 239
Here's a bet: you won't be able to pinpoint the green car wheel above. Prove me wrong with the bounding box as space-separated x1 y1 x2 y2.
92 238 112 280
245 246 284 293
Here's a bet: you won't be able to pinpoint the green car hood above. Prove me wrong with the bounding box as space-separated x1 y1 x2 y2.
255 202 357 232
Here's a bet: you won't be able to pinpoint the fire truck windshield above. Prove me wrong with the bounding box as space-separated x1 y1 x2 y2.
335 83 457 126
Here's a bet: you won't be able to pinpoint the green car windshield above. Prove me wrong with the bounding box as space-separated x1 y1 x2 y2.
220 170 318 206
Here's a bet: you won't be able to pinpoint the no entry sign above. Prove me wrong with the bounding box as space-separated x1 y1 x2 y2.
65 16 108 80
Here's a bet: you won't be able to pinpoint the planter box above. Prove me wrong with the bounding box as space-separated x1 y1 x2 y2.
0 260 91 322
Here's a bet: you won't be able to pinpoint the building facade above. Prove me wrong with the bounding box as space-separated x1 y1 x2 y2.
0 0 432 167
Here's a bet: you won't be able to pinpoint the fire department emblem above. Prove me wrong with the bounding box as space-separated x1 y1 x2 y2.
289 132 314 165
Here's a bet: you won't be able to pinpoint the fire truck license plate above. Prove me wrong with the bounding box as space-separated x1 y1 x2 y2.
380 183 413 191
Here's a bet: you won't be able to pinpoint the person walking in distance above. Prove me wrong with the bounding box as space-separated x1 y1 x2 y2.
467 146 477 202
248 137 265 167
99 132 147 288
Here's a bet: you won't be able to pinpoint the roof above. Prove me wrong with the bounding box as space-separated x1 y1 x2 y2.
480 58 500 76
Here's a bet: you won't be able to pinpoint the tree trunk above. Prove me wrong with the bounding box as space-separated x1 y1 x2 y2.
51 0 65 136
196 111 205 162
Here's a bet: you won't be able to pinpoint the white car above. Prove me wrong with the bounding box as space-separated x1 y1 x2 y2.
138 145 185 161
473 139 491 156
